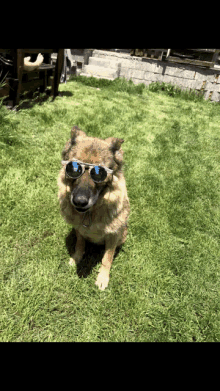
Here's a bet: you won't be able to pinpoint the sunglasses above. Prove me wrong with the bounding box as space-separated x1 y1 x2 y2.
62 158 113 183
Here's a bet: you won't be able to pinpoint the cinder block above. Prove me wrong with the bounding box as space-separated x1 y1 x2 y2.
92 50 131 61
216 74 220 83
164 66 195 79
210 90 220 101
131 78 142 85
138 60 157 73
120 67 132 80
167 78 203 90
80 72 115 81
117 58 133 69
83 64 118 79
143 80 152 86
194 70 216 83
144 72 158 82
120 58 157 73
121 68 146 80
89 57 120 68
205 81 220 92
155 74 182 85
130 78 152 87
119 67 129 79
132 69 146 79
184 79 204 89
191 79 204 89
203 90 211 100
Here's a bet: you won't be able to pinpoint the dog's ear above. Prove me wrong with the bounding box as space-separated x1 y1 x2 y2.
105 137 124 152
62 139 72 160
112 138 124 152
105 137 124 167
62 126 87 160
70 125 86 145
70 125 81 142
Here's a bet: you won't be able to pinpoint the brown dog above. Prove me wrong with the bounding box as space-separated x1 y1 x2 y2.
57 126 130 290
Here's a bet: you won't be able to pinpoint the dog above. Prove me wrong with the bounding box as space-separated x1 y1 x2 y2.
57 125 130 290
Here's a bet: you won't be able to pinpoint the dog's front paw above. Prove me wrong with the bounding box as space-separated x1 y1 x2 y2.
69 251 84 266
95 266 110 291
69 257 77 266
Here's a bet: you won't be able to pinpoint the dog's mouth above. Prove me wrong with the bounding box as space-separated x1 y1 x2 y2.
74 206 91 213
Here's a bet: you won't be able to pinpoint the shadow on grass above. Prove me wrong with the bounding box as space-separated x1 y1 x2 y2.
8 89 74 111
65 228 123 278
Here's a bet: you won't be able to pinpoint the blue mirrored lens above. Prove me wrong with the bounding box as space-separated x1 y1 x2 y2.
91 166 107 182
66 161 82 178
94 166 100 174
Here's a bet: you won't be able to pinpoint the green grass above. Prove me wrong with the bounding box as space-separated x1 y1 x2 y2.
1 76 220 341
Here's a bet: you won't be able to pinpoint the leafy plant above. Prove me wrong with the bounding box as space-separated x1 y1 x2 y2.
148 81 204 102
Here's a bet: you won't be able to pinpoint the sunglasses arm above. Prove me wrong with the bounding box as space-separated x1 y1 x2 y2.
61 159 94 167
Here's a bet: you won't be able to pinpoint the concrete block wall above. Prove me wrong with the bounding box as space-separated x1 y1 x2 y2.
87 50 220 102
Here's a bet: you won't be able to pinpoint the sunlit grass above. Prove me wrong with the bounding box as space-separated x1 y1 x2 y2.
0 77 220 341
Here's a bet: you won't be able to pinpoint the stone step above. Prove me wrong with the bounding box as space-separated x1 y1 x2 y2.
82 64 118 79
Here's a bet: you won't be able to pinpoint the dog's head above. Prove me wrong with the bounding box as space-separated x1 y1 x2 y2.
60 125 124 213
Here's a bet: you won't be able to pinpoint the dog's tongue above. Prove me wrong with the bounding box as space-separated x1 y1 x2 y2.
82 211 92 227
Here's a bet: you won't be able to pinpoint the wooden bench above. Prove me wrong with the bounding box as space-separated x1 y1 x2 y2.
129 49 220 68
0 49 64 107
165 49 220 68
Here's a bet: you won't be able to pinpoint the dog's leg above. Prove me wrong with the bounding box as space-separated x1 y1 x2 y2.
95 235 118 290
69 230 85 266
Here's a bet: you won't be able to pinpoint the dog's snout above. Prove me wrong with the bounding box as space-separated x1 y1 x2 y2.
72 194 89 208
70 183 102 212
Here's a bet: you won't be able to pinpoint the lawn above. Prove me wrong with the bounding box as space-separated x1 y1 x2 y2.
0 76 220 342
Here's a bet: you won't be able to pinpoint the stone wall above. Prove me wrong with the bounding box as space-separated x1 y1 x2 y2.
90 49 220 102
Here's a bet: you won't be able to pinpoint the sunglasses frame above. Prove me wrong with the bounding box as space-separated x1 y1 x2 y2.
61 158 114 183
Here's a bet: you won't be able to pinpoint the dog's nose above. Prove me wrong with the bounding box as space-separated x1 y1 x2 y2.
73 194 89 208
